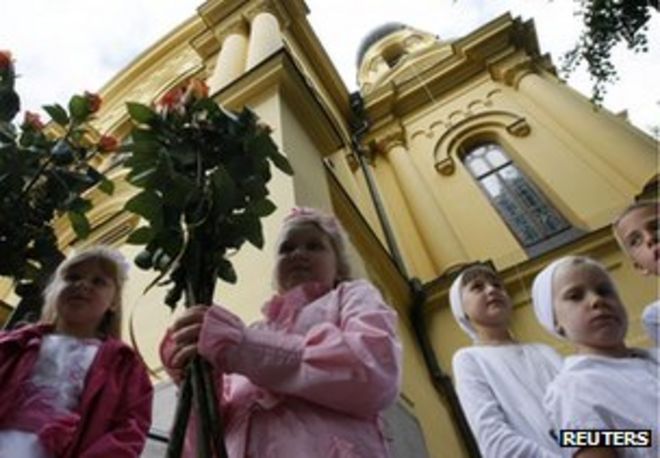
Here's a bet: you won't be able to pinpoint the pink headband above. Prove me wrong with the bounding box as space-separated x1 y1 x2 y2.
283 206 343 237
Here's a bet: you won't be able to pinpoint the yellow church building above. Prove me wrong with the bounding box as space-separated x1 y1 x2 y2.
1 0 657 456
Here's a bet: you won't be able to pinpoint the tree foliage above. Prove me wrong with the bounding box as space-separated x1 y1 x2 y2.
562 0 659 102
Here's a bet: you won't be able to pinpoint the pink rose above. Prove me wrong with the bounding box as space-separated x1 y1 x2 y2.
84 91 102 113
0 50 12 70
187 78 209 100
159 85 185 109
98 135 119 153
23 111 44 130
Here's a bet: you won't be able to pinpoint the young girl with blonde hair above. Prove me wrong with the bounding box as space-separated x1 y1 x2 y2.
0 246 153 457
160 207 402 457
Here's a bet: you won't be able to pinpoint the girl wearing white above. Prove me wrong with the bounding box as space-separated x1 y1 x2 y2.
451 264 562 458
532 255 659 458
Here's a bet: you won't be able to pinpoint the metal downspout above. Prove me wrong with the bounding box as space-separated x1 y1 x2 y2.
348 91 480 458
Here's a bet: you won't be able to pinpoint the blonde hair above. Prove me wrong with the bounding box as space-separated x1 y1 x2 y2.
612 199 659 250
41 246 130 338
274 207 352 290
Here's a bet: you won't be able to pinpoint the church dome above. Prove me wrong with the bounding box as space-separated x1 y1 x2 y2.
356 23 450 94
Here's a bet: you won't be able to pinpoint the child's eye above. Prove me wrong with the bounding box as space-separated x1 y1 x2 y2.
65 273 81 282
278 243 293 254
93 277 109 286
628 234 642 247
564 289 583 301
470 281 484 292
596 283 615 297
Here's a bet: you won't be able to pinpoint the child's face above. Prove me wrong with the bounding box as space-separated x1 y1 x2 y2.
276 223 338 293
55 259 117 337
615 205 659 276
552 262 627 351
460 275 513 329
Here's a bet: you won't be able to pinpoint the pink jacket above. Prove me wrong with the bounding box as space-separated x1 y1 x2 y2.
161 279 402 457
0 324 153 457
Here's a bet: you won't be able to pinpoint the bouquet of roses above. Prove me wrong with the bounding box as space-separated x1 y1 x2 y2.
123 78 293 457
0 50 116 325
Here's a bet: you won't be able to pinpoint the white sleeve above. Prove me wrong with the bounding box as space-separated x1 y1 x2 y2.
544 375 606 458
453 350 560 458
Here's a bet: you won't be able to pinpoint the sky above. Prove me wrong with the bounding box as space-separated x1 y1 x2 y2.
2 0 659 135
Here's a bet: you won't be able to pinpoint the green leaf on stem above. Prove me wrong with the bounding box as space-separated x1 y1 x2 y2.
216 258 237 284
210 165 236 214
43 104 69 126
248 197 276 217
127 102 157 125
67 211 91 239
267 148 293 175
134 249 153 270
237 213 264 249
97 176 115 195
126 226 154 245
67 196 92 214
124 190 164 230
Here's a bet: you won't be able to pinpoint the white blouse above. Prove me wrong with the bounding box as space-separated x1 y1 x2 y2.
0 334 100 458
452 343 562 458
544 348 659 458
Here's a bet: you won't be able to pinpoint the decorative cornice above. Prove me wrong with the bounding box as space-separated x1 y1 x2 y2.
370 125 407 155
488 51 537 88
245 0 291 29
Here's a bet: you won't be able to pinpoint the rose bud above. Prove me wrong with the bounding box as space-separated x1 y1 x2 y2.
98 135 119 153
85 91 102 113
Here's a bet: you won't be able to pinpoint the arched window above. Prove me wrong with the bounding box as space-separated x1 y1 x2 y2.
463 142 573 251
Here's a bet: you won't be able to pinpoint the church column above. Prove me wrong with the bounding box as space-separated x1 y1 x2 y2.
491 53 655 190
207 22 248 93
382 131 468 274
245 5 283 70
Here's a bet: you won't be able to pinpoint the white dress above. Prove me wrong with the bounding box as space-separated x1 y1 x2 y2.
0 334 100 458
544 348 660 458
452 343 562 458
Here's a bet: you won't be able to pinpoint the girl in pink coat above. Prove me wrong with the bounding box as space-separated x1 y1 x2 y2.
161 207 402 457
0 246 153 458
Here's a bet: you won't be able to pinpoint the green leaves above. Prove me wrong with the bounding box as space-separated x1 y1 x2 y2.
43 104 69 126
0 55 112 309
126 226 154 245
127 102 157 125
122 81 293 311
67 211 91 239
562 0 657 103
125 190 164 230
210 165 235 214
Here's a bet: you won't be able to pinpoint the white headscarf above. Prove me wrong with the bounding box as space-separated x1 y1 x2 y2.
449 273 478 341
531 258 566 338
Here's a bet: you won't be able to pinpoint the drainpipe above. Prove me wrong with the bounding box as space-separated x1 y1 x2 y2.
409 278 481 458
348 91 480 458
348 92 407 276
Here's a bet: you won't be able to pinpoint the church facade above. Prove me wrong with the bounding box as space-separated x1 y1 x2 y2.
2 1 656 456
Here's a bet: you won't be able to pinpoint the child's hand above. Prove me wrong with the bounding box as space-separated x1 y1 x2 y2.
169 305 208 369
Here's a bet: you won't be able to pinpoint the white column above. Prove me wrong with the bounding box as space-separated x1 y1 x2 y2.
207 30 248 93
246 10 282 70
